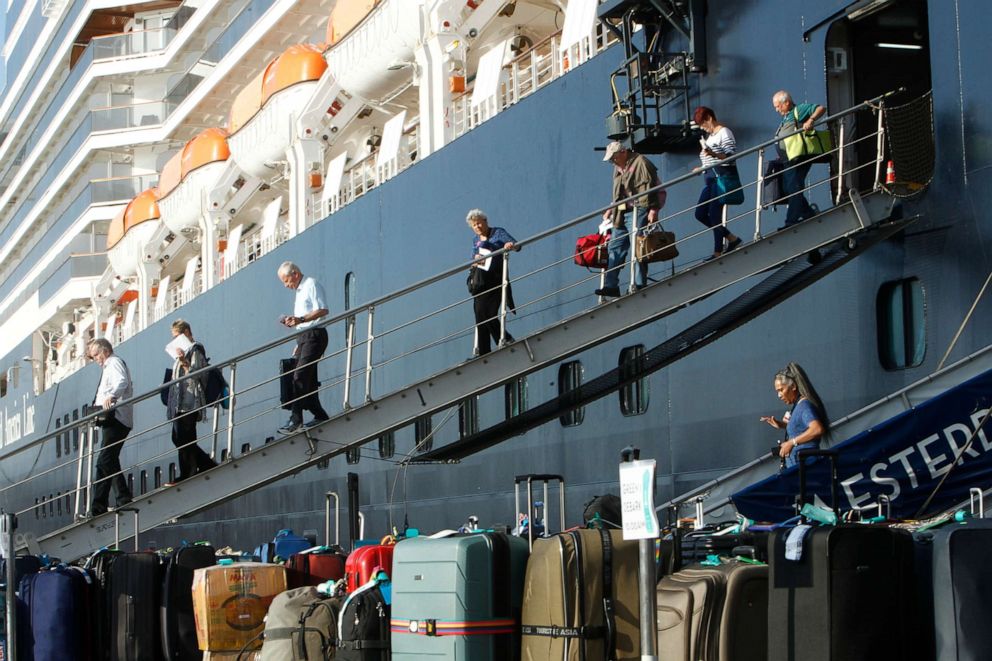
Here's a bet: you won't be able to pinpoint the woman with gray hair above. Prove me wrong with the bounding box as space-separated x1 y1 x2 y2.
760 362 830 469
466 208 519 355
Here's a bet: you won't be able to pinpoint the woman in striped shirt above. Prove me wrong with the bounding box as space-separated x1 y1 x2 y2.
694 106 743 260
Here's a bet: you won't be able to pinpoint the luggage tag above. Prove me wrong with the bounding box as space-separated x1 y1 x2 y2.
784 524 813 561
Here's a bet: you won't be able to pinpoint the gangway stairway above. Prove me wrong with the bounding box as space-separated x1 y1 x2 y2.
23 192 900 560
13 93 932 561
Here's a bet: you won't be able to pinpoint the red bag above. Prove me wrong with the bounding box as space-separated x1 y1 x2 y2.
345 543 395 593
575 231 610 269
284 546 347 588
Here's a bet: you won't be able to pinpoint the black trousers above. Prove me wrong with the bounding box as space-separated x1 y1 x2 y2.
473 290 514 355
91 417 132 514
171 412 216 481
291 327 329 423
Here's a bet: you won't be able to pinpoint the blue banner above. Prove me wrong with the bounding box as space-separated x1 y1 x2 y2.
731 368 992 522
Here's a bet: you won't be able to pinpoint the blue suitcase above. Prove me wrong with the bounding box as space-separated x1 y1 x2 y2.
18 566 95 661
254 529 312 563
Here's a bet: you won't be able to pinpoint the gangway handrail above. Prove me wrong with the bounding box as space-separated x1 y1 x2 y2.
0 91 915 529
0 91 894 468
656 341 992 516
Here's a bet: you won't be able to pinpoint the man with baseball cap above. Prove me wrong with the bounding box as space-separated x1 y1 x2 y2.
597 141 666 297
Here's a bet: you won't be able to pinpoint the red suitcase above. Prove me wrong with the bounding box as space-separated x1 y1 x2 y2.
345 544 395 593
284 546 347 589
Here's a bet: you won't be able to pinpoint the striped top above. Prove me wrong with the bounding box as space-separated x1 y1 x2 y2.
699 126 737 170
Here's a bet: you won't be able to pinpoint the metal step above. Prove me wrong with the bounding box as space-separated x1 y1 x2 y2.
26 191 895 560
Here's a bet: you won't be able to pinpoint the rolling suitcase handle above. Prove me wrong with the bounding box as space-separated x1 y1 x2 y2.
796 449 839 523
114 507 140 551
514 474 566 550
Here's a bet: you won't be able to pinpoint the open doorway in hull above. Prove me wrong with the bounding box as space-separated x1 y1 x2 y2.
826 0 932 192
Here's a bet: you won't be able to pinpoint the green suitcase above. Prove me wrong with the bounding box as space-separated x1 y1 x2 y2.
391 532 529 660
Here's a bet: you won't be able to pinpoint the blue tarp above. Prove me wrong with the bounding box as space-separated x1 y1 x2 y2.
731 368 992 522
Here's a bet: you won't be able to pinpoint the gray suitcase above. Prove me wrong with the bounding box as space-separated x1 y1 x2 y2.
390 532 528 661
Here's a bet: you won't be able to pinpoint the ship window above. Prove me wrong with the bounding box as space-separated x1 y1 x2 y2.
154 467 162 489
40 497 46 519
140 470 148 495
459 397 479 438
35 498 40 519
241 443 251 455
57 492 62 516
344 272 356 343
317 458 329 470
505 377 528 419
55 419 62 458
346 446 361 464
558 361 585 427
414 415 433 453
379 432 395 459
71 410 79 451
619 345 649 416
877 277 926 370
0 372 6 397
221 449 228 462
64 493 71 512
169 463 177 482
49 495 54 517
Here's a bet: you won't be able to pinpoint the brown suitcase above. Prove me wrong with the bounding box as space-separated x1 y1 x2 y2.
635 231 678 263
520 529 640 661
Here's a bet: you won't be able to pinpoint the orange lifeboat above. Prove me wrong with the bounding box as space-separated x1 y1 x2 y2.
107 188 161 278
159 128 231 235
326 1 380 46
227 44 328 179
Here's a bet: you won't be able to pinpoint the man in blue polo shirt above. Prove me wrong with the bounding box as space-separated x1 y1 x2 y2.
772 90 826 227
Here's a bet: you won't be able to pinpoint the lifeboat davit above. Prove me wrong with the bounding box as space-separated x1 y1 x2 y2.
324 0 423 104
158 128 230 236
227 44 328 179
107 188 161 278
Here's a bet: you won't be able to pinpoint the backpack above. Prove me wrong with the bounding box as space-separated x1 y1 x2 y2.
583 494 623 529
337 578 390 661
259 587 341 661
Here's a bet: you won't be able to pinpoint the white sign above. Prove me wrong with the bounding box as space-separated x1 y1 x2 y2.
619 459 660 540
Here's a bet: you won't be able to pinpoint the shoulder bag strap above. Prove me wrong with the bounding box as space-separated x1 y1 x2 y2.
599 528 615 661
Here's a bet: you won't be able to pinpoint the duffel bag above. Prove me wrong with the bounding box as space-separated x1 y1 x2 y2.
575 232 610 269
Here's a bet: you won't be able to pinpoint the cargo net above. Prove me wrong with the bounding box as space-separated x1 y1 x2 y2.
883 91 934 198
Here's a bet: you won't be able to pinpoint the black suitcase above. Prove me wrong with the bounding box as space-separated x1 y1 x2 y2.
915 519 992 661
279 358 296 410
768 451 914 661
106 552 164 661
87 549 124 661
161 544 215 661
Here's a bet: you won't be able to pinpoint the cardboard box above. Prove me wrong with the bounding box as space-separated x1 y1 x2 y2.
203 652 260 660
192 562 286 652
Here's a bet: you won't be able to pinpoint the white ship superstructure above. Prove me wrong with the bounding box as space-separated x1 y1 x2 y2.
0 0 607 395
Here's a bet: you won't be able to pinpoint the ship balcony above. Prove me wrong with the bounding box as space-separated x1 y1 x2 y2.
0 174 154 319
0 0 229 209
38 253 108 306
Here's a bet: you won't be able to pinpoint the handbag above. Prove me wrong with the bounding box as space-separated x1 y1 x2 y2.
635 231 679 263
466 266 488 295
575 231 610 269
783 109 833 162
714 166 745 206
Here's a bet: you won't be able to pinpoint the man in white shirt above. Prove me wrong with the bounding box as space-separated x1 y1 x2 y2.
86 338 134 515
277 261 330 434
